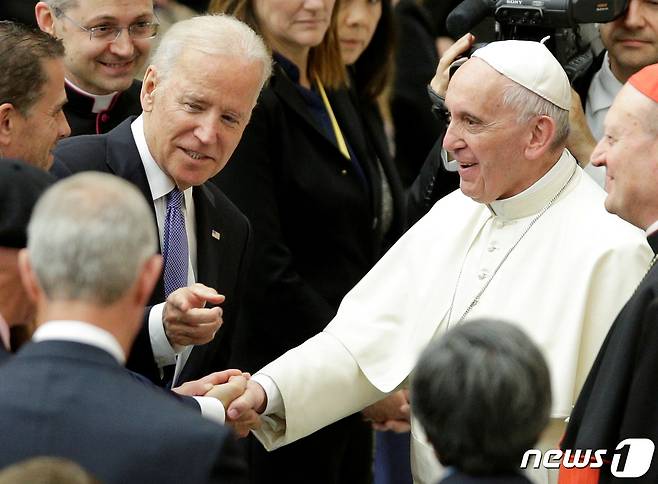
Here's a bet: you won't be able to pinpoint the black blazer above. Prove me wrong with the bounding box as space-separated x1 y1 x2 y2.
0 340 245 484
51 118 251 385
0 0 38 25
562 231 658 482
213 64 403 372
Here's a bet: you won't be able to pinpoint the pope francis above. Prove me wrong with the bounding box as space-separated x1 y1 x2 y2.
227 40 653 484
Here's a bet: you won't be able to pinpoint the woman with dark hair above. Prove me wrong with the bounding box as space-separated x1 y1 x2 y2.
337 3 413 483
208 0 404 482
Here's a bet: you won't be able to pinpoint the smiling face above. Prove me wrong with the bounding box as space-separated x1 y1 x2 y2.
600 0 658 82
141 48 264 190
47 0 155 94
442 59 540 204
253 0 334 60
590 84 658 228
337 0 381 65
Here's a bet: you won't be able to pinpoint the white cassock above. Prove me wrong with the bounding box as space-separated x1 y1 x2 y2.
251 151 653 483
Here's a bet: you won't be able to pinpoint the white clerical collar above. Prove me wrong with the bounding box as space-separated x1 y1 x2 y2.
587 52 623 116
65 79 118 113
645 220 658 237
0 312 10 351
130 115 193 204
32 320 126 364
488 150 577 220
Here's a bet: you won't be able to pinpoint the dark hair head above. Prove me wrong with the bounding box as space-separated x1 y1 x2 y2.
0 21 65 115
208 0 346 89
411 318 552 475
352 0 395 101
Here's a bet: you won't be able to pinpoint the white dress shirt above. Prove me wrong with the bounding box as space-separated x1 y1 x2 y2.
131 115 197 386
584 51 623 188
33 320 225 424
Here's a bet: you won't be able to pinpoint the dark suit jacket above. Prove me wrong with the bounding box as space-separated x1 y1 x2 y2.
561 231 658 482
0 340 245 484
51 118 251 385
0 0 38 25
0 344 9 365
213 63 402 373
64 80 143 136
439 470 533 484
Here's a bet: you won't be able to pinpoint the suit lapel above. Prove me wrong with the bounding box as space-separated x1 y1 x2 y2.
104 118 165 302
193 184 223 289
177 185 224 383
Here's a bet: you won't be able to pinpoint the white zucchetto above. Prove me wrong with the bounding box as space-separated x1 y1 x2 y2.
472 40 571 110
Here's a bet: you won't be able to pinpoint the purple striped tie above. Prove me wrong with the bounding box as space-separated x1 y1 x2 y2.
163 188 189 297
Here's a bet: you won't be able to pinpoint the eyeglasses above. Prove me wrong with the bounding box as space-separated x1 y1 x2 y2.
53 8 159 43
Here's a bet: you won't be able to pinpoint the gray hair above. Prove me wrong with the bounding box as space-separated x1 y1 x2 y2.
27 173 158 306
44 0 79 13
411 318 552 475
502 81 570 150
150 14 272 93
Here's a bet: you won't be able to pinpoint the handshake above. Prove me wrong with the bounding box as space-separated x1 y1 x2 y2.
172 369 268 437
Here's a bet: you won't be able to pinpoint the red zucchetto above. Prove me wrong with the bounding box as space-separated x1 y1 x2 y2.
629 63 658 104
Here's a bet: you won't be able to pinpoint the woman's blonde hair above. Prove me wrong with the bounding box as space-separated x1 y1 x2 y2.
208 0 346 88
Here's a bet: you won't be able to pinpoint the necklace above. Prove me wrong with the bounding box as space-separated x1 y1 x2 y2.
446 166 577 327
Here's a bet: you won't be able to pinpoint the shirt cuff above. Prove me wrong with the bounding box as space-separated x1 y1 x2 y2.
148 302 177 368
251 373 283 416
193 396 226 425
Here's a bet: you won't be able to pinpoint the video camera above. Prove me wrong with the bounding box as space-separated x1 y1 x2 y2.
445 0 628 81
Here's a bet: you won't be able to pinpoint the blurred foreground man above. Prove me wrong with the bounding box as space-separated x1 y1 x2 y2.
0 172 246 484
0 161 54 362
227 41 652 484
561 64 658 483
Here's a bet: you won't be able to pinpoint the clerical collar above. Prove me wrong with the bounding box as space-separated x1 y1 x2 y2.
587 51 623 118
65 79 118 114
488 150 577 220
33 320 126 364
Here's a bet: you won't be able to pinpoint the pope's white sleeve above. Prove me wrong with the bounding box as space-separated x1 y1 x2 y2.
252 331 387 451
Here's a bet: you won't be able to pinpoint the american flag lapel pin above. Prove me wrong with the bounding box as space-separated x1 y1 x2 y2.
211 230 221 240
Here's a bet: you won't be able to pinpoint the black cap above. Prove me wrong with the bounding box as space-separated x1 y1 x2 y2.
0 159 55 249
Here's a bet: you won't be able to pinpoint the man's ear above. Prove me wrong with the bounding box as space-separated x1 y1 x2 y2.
524 115 556 160
17 250 42 304
35 2 58 36
140 66 159 112
0 103 18 151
